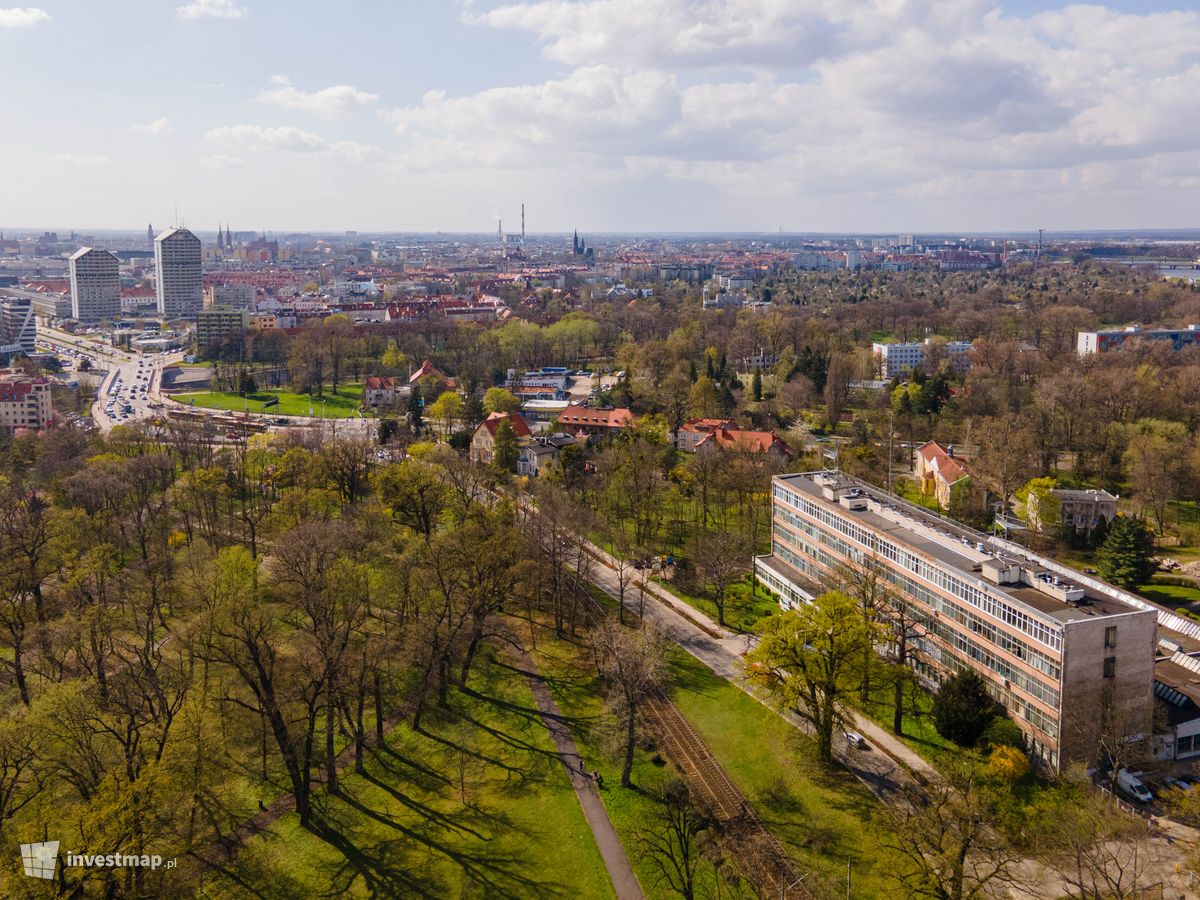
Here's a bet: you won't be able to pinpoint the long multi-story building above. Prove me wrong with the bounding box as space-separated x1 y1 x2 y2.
1077 325 1200 355
195 305 250 350
873 337 974 378
0 296 36 361
154 227 203 319
0 369 52 432
755 471 1157 771
69 247 121 322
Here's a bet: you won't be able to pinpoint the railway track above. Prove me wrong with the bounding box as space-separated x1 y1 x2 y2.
643 687 814 899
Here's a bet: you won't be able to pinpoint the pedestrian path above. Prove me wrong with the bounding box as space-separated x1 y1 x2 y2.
500 628 644 900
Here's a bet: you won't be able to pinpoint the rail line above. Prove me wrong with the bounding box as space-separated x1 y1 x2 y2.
642 687 814 899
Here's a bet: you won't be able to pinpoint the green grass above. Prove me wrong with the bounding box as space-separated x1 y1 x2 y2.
176 383 366 418
1138 580 1200 609
204 646 613 899
532 623 893 898
653 575 778 633
858 665 964 769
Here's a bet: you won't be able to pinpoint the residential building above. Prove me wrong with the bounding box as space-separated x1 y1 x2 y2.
914 441 969 510
210 282 256 309
469 412 531 465
755 471 1158 771
556 405 635 438
0 296 36 360
362 376 397 409
673 418 791 457
1076 325 1200 355
1027 488 1119 533
195 306 250 349
68 247 121 322
517 433 577 478
408 359 456 395
0 370 52 432
873 337 974 378
154 227 203 319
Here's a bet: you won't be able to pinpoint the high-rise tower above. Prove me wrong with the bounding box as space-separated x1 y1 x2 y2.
69 247 121 322
154 227 203 319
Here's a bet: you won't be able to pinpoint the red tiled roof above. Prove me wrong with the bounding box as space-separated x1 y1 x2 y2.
365 376 395 391
557 406 636 429
696 427 791 455
481 411 531 438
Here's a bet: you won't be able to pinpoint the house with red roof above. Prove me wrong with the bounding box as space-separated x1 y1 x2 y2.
0 370 51 433
470 412 532 465
555 405 635 439
362 376 397 409
408 359 456 395
674 418 792 458
914 440 969 509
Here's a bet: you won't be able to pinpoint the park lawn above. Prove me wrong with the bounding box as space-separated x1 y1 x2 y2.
859 665 966 770
204 645 614 900
653 575 779 634
1138 580 1200 611
175 383 365 418
532 622 893 899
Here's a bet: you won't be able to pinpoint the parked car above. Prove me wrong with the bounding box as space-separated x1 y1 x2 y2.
1116 768 1153 803
844 731 867 750
1164 776 1195 793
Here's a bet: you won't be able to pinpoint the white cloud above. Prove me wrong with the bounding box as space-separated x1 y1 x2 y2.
201 154 248 170
133 117 173 136
51 153 107 167
176 0 246 21
204 124 380 162
258 75 378 118
0 7 50 28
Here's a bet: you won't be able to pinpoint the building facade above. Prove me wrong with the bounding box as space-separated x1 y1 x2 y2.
1077 325 1200 355
0 370 52 432
154 228 203 319
195 306 250 349
755 471 1157 772
68 247 121 322
873 338 974 378
0 296 36 360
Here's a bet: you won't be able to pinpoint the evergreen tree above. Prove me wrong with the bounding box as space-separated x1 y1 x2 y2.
408 382 424 431
751 366 763 402
1095 515 1156 590
492 419 520 474
688 358 698 384
933 670 996 747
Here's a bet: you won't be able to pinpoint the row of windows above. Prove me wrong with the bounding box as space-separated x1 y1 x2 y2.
774 513 1062 681
775 485 1063 652
773 526 1060 711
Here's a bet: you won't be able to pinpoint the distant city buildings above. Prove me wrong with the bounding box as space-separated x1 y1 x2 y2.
68 247 121 322
1076 325 1200 355
873 338 974 378
154 227 203 319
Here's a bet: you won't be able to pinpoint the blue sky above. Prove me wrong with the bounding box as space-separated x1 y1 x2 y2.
2 1 1199 233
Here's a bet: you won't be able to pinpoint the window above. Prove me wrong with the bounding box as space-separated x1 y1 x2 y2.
1104 626 1117 649
1103 656 1116 679
1179 735 1194 755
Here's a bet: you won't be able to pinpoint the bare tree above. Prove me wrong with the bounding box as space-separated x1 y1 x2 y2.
591 619 669 788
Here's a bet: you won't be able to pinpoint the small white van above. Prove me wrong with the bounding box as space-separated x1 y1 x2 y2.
1116 768 1153 803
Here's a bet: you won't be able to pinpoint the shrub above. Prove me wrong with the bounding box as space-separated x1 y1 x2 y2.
933 670 996 747
980 717 1024 751
987 745 1030 782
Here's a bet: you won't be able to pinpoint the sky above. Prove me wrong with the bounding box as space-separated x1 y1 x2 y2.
1 0 1198 234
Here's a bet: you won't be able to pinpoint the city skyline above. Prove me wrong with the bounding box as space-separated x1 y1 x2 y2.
2 0 1199 233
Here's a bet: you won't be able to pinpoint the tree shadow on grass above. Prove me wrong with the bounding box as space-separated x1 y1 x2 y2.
331 787 567 900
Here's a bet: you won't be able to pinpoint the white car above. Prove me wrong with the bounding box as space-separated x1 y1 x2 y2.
844 731 867 750
1116 768 1153 803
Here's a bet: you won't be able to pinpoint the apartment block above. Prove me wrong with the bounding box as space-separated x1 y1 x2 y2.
0 370 52 432
0 296 36 359
68 247 121 322
195 305 250 349
755 471 1157 771
873 337 974 378
155 227 203 319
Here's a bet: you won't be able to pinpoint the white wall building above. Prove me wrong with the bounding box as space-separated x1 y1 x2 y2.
69 247 121 322
154 228 203 319
0 296 36 359
873 337 974 378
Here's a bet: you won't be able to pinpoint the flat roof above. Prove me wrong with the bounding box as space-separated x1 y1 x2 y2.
776 471 1148 625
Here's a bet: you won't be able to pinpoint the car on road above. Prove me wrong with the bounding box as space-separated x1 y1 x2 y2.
844 731 867 749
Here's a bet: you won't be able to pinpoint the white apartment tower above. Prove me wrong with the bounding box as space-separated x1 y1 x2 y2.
154 227 203 319
68 247 121 322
